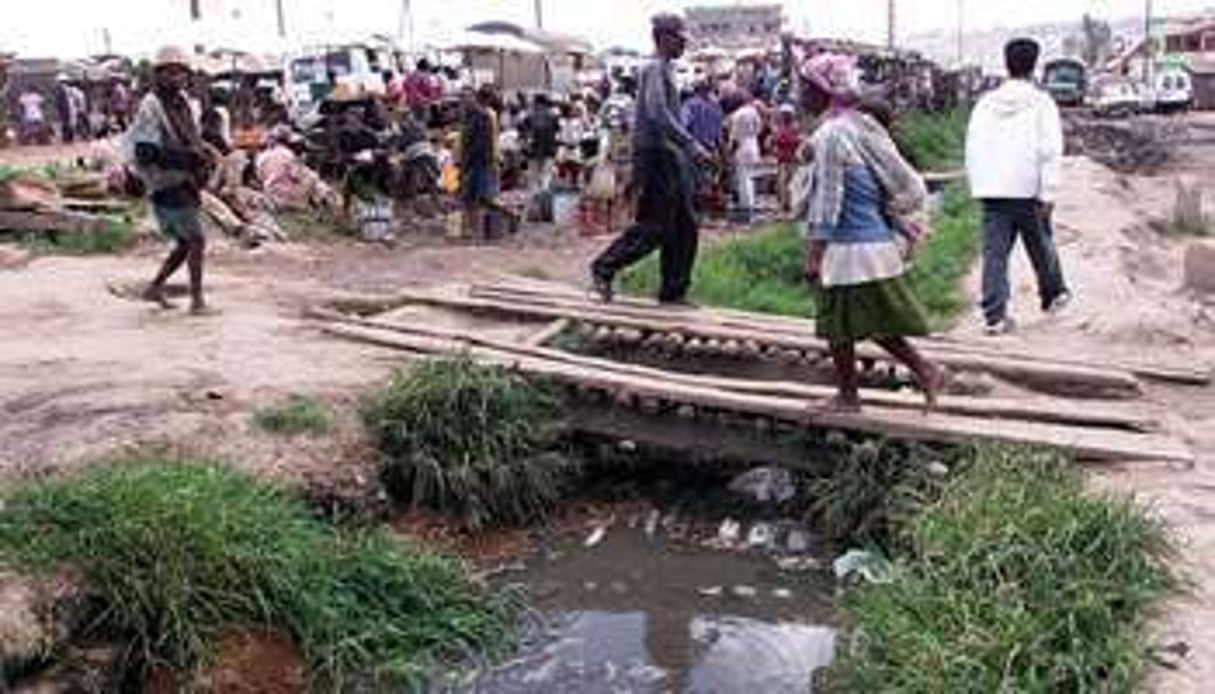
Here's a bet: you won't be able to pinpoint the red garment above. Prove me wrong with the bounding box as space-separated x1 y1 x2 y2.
404 71 441 109
773 124 802 164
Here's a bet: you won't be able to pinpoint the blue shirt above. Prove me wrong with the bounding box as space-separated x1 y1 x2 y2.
811 166 896 244
681 95 723 150
633 57 698 154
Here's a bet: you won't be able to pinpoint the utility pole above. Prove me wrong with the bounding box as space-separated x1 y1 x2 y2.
398 0 413 46
190 0 201 21
887 0 896 49
275 0 287 38
956 0 965 67
1145 0 1154 83
534 0 544 30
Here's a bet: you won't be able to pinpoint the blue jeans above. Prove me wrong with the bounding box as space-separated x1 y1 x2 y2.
980 199 1069 325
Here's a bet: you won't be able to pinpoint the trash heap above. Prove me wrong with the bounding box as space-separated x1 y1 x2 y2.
1063 113 1187 174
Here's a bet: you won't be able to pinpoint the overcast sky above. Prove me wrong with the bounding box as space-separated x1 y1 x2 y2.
3 0 1213 58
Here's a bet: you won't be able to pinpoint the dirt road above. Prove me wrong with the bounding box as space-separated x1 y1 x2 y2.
0 230 605 490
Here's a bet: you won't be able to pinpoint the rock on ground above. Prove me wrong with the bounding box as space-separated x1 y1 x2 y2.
1184 240 1215 295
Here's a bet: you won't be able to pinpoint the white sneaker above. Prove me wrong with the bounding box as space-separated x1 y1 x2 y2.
984 317 1017 336
1046 291 1073 316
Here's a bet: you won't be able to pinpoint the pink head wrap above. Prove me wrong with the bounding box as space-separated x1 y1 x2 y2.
800 52 862 110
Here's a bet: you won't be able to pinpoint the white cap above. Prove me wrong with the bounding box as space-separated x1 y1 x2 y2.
153 46 193 70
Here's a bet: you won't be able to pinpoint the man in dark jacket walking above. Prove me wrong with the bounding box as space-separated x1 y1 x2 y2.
590 14 712 305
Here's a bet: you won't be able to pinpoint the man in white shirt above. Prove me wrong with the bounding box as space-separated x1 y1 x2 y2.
729 97 763 221
966 38 1071 336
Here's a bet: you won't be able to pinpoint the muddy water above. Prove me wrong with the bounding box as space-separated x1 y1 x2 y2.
469 524 837 693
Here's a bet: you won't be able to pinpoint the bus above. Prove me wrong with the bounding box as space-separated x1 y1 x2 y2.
1043 58 1088 108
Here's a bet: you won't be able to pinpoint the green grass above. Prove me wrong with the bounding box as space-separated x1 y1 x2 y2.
0 456 520 690
276 210 347 242
832 445 1179 693
363 358 575 530
254 396 332 437
17 217 136 256
806 437 950 550
620 186 980 329
905 185 982 328
620 223 814 317
895 110 969 172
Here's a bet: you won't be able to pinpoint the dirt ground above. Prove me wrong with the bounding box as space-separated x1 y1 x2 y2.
2 134 1215 691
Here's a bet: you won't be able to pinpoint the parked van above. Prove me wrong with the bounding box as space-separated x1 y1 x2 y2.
1154 68 1193 113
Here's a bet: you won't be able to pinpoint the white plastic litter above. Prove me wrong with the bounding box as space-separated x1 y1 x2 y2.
728 467 797 504
832 549 893 584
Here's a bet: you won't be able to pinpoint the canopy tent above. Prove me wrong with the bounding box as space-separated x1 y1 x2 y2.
446 31 544 55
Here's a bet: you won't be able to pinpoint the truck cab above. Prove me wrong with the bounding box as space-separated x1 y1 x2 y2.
286 45 394 125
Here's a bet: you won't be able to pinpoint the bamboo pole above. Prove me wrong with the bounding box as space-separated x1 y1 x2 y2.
308 307 1160 432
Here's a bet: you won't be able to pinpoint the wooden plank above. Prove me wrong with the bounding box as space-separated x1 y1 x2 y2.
564 403 834 472
318 322 1192 464
309 307 1157 432
525 318 572 348
479 280 1210 386
377 288 1144 397
0 209 111 235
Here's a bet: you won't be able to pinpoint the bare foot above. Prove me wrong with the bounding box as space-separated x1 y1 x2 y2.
141 286 177 310
920 365 948 413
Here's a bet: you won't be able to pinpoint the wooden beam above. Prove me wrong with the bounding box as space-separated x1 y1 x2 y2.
478 280 1209 386
308 307 1157 432
525 318 572 347
317 321 1192 463
369 288 1144 397
0 209 112 235
564 402 833 472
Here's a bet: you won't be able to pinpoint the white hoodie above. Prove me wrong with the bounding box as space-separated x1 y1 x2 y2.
965 79 1064 203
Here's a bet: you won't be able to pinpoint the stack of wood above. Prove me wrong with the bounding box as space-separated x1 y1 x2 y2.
0 172 126 237
312 281 1203 465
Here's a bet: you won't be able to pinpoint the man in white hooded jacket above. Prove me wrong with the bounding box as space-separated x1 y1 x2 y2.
966 38 1071 335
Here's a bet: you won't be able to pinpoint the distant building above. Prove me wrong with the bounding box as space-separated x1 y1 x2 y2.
1161 16 1215 54
684 4 784 49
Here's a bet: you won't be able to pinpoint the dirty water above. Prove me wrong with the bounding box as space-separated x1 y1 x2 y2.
467 522 838 694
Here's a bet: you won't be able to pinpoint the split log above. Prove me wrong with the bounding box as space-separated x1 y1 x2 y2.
526 318 571 348
0 209 112 235
386 287 1143 397
308 308 1156 432
318 321 1188 464
475 280 1209 386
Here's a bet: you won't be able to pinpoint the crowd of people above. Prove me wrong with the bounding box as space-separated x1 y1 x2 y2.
6 15 1070 417
2 75 131 146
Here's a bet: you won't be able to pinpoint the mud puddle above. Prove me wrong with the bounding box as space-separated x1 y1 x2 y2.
468 518 837 693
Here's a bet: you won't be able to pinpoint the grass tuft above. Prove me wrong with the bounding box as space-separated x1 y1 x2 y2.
18 218 136 256
834 445 1179 693
254 396 332 437
806 437 951 550
363 358 574 530
0 456 519 689
894 110 969 172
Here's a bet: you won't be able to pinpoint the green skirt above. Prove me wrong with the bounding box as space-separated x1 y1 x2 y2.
816 275 930 343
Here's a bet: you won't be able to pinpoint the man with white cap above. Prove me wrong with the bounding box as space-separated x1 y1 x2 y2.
128 46 216 315
590 13 712 305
